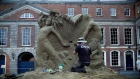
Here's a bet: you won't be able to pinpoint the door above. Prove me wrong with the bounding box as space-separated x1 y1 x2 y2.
126 51 133 70
18 61 34 74
18 52 34 74
0 55 5 74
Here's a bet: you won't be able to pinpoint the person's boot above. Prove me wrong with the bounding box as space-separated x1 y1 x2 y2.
71 67 76 72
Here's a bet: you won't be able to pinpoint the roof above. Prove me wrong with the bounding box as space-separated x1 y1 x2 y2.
0 0 136 4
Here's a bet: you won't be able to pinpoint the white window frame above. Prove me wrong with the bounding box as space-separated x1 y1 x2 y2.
0 27 8 46
110 50 121 66
103 51 106 66
68 8 74 16
110 27 119 45
124 27 133 45
124 8 130 16
110 8 116 16
82 8 88 14
96 8 102 16
20 13 34 18
21 27 31 46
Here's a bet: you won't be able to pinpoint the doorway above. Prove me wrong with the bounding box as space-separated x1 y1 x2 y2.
126 51 133 70
18 52 34 74
0 55 5 74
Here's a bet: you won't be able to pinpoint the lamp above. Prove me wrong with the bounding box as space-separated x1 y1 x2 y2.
11 51 15 60
128 45 131 51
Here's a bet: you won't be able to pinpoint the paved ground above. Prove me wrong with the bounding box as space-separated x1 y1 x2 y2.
117 71 139 79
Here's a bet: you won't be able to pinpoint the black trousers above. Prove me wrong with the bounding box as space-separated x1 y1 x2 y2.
71 61 90 73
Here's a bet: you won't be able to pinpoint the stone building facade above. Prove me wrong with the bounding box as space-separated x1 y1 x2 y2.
0 0 139 74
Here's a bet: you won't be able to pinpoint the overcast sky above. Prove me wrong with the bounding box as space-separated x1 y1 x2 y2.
47 0 127 1
1 0 129 1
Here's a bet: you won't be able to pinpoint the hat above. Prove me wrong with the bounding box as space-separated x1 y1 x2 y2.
77 37 87 43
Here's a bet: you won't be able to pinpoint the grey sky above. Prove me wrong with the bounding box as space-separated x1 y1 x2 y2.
47 0 126 1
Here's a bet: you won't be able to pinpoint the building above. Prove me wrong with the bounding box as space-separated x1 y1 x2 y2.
0 0 139 74
136 0 140 60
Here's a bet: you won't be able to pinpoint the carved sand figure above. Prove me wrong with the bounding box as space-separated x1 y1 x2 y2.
36 10 70 68
36 9 103 71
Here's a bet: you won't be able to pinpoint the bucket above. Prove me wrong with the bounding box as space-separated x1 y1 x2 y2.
59 63 64 72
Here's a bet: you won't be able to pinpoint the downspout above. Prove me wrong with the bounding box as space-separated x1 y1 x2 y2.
135 21 137 71
134 3 137 71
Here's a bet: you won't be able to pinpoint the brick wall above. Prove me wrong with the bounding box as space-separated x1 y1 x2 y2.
0 4 16 12
38 3 135 20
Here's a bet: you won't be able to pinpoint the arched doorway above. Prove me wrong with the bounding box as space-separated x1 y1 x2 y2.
125 51 133 70
18 52 34 74
0 54 5 74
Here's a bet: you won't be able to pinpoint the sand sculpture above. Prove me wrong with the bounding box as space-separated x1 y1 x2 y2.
36 9 104 71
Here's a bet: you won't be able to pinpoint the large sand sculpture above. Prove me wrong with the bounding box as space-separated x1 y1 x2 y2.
36 9 104 71
13 9 130 79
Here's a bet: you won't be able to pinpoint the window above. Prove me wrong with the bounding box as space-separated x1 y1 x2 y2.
20 13 34 18
124 8 130 16
110 8 116 16
124 28 133 45
82 8 88 14
101 28 105 44
138 50 140 56
138 5 140 14
137 27 140 44
68 8 74 16
0 27 8 46
110 51 120 66
22 27 31 46
96 8 102 16
110 28 119 45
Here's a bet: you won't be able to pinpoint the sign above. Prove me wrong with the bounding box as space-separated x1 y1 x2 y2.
1 65 6 68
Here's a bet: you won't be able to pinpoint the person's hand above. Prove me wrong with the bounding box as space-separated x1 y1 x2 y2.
73 51 77 55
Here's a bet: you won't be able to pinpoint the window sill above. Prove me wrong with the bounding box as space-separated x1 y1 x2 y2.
110 15 116 17
0 45 7 47
110 66 121 68
21 45 32 47
96 15 103 17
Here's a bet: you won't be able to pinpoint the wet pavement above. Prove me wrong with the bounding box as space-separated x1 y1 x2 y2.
117 71 139 79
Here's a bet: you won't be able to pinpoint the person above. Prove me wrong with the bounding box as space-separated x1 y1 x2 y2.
137 57 140 75
71 37 92 73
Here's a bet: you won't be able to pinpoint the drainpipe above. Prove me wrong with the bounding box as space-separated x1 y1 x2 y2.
134 4 137 71
135 23 137 71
